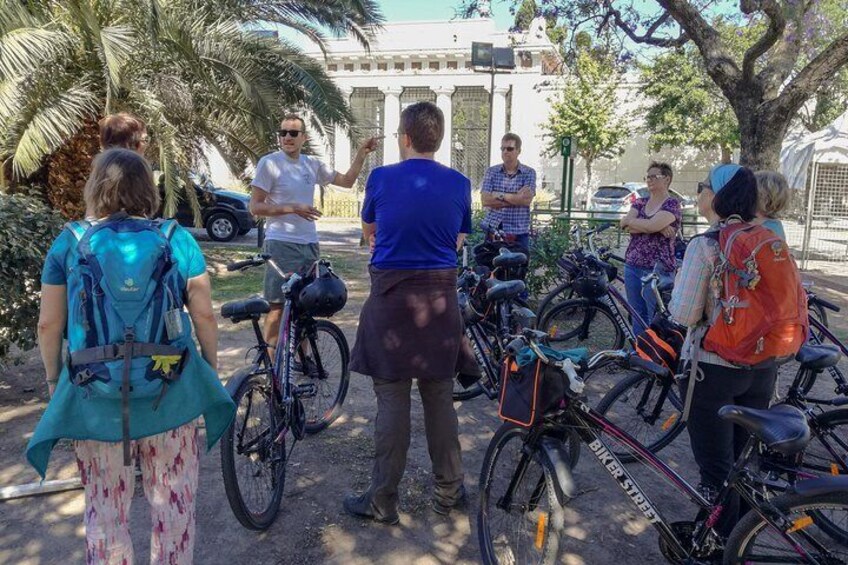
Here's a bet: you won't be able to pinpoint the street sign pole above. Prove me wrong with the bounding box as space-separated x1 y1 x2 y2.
566 156 575 213
559 136 575 216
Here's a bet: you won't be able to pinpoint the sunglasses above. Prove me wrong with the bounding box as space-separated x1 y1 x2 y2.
645 174 666 181
501 147 516 152
277 129 302 138
697 181 711 194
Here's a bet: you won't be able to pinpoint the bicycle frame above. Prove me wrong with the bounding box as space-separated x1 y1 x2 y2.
532 399 836 561
802 316 848 403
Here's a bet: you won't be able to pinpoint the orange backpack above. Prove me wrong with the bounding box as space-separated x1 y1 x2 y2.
702 222 808 367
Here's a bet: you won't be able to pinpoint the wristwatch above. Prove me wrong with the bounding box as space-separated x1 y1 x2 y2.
497 193 506 202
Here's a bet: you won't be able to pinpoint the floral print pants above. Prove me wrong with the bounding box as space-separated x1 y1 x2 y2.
74 422 199 565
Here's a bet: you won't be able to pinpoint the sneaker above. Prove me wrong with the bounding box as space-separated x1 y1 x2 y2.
343 493 400 525
432 485 468 516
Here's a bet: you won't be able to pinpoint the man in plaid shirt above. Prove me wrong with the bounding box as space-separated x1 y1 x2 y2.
480 133 536 257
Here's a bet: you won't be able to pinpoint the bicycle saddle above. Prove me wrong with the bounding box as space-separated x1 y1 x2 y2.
221 296 271 322
493 249 528 269
718 404 810 456
486 280 526 303
795 344 841 371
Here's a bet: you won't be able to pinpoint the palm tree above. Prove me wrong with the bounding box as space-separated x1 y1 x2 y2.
0 0 383 218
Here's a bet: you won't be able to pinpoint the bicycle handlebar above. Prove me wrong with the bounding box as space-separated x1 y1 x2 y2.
227 253 271 272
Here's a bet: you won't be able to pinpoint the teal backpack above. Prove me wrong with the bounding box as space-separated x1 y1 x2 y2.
65 213 189 464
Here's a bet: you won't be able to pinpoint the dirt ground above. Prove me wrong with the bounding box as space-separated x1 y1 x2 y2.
2 223 847 565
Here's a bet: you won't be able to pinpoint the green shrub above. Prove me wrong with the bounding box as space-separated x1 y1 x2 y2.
527 221 572 298
0 193 64 361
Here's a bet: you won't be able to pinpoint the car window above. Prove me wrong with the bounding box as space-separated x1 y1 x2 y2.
593 187 631 199
637 189 649 199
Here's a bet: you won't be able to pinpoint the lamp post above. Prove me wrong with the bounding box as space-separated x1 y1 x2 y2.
471 42 515 160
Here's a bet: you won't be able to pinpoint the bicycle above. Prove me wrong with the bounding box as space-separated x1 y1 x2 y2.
219 255 350 530
453 247 536 401
478 333 848 564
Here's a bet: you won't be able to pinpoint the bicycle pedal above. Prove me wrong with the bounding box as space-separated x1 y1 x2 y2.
295 383 316 396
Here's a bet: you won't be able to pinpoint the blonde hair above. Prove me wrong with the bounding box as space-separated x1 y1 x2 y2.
84 149 160 218
755 170 792 218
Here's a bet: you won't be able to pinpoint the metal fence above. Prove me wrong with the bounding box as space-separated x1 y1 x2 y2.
349 88 385 192
451 86 490 191
796 163 848 268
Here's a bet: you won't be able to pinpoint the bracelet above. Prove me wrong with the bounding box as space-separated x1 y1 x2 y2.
45 377 59 385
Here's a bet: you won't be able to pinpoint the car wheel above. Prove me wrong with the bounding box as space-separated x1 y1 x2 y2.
238 227 252 236
206 212 238 242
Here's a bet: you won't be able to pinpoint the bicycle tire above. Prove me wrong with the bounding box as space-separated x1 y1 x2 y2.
478 423 566 565
540 299 625 355
723 491 848 564
220 373 286 530
808 300 829 342
453 376 485 401
594 372 685 463
802 408 848 477
300 320 350 434
536 281 574 322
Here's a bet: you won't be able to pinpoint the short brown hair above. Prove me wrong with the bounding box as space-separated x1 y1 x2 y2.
755 170 792 218
280 113 306 131
501 133 522 150
84 149 160 218
400 102 444 153
99 113 147 150
648 161 673 182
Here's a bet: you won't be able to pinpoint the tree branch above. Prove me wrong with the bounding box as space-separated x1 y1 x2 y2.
657 0 740 96
775 30 848 116
600 2 689 47
741 0 785 82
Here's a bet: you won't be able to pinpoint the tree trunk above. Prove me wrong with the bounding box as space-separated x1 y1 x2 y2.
735 101 790 172
46 119 101 219
720 145 732 164
584 158 593 208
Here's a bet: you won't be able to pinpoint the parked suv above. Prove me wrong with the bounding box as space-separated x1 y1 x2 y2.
587 182 697 219
159 175 256 242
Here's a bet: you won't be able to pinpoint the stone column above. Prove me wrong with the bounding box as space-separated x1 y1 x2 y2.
434 86 455 166
490 85 510 164
333 86 353 171
381 86 403 165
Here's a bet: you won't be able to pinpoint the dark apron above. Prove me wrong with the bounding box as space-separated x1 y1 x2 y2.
351 267 479 381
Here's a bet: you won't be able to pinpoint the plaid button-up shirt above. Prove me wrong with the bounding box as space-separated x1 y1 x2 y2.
480 163 536 235
669 232 733 368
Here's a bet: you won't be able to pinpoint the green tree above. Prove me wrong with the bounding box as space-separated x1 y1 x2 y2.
542 49 630 196
463 0 848 171
0 0 383 217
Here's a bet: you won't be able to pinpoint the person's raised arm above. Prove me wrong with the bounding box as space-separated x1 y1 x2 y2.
333 136 381 188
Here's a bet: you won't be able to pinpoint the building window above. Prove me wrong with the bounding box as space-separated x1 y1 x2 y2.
411 61 422 70
452 86 491 191
361 63 371 71
349 88 385 190
327 64 337 72
429 61 440 71
394 62 405 71
465 61 474 69
378 62 388 71
447 61 458 70
400 87 436 110
344 63 354 72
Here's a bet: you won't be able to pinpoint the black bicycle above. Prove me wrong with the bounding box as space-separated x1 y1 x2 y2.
219 255 350 530
478 334 848 564
453 247 536 402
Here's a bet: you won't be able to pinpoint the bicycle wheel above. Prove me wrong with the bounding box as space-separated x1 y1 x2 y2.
536 281 574 322
478 423 569 565
803 408 848 476
220 373 285 530
298 320 350 434
723 491 848 564
808 300 829 342
594 372 685 463
540 299 625 355
453 374 485 401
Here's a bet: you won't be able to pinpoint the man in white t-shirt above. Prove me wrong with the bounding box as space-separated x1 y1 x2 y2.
250 113 379 347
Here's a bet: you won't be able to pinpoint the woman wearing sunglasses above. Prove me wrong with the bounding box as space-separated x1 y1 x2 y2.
619 161 682 336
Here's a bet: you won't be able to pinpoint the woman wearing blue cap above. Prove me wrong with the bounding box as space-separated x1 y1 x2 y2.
669 163 778 539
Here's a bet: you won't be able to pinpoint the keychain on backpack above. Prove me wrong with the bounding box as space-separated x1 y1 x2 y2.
163 286 183 341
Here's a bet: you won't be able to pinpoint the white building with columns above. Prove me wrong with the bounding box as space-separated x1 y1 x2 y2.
208 17 716 203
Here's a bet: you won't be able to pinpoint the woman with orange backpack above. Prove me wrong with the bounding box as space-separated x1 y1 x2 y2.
669 163 806 538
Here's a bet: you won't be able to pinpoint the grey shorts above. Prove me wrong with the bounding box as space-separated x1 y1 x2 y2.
263 240 319 304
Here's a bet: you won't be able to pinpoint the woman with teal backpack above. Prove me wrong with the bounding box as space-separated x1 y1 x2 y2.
28 148 235 564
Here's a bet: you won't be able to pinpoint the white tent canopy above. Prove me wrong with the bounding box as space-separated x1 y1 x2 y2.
780 110 848 189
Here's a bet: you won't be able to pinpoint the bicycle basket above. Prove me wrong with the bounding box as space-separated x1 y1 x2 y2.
498 356 567 427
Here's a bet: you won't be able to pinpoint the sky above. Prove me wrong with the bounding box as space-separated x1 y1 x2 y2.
377 0 514 29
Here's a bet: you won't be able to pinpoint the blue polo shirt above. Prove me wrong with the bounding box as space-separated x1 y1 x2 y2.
362 159 473 270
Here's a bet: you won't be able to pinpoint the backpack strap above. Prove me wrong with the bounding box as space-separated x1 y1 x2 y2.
157 218 179 242
64 220 92 242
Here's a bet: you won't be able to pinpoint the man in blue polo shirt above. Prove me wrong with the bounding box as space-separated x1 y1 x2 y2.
480 132 536 259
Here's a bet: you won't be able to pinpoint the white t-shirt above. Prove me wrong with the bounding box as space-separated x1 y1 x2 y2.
252 152 336 244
